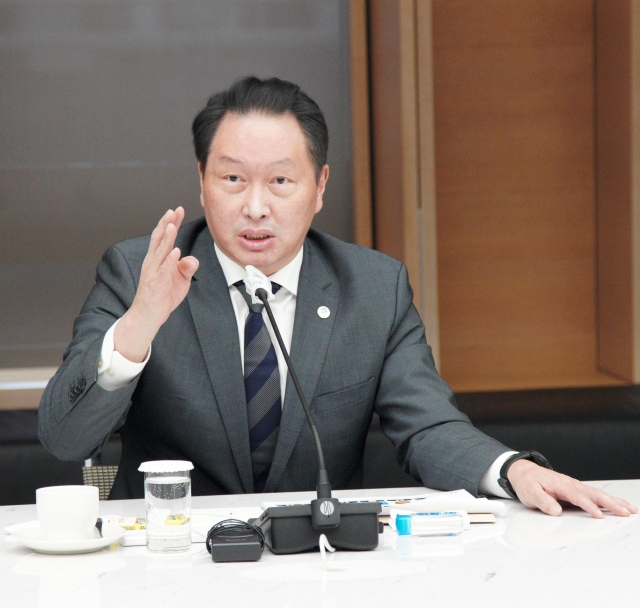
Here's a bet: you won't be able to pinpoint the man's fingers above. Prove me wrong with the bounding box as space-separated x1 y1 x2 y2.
124 211 193 345
148 209 174 254
173 206 185 231
509 460 637 519
151 222 178 270
582 488 633 517
532 472 606 518
177 255 199 280
522 484 563 517
550 479 633 517
534 473 634 518
160 246 181 270
147 208 185 264
615 497 637 514
557 486 604 519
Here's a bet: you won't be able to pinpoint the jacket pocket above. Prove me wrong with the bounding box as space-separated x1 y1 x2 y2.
313 377 376 413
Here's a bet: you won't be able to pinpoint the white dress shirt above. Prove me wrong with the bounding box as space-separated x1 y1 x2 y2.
214 243 302 400
95 243 514 498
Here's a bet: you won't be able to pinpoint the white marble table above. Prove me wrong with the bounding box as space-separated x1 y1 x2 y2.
1 481 638 607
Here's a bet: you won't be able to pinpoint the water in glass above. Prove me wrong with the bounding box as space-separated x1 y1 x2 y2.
145 475 191 552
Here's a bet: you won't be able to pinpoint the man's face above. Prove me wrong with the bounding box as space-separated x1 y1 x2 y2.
199 111 329 276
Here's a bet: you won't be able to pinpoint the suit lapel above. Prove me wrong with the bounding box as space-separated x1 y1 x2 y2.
187 231 254 493
264 239 337 492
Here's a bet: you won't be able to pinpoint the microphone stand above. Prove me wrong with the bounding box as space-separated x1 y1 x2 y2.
252 288 381 554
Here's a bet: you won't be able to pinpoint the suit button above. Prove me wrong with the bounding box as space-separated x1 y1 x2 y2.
68 391 77 402
78 378 86 390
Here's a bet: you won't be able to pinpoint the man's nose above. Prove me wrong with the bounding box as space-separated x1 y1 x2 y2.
243 185 270 220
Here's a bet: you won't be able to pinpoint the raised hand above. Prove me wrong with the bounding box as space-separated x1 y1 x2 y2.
507 458 637 518
113 208 199 362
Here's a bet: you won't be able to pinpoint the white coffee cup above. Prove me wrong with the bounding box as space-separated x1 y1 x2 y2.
36 485 99 541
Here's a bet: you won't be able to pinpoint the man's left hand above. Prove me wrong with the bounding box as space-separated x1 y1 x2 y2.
507 459 638 518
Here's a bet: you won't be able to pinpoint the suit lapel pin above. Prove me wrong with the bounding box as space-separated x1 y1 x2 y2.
317 306 330 319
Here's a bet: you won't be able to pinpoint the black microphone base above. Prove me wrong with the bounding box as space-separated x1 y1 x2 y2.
254 502 381 554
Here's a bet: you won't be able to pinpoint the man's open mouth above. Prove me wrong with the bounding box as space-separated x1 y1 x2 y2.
243 235 271 240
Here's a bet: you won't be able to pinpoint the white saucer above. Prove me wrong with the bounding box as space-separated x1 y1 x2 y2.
11 523 125 554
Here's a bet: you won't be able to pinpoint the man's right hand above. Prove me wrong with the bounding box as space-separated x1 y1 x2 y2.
113 207 199 362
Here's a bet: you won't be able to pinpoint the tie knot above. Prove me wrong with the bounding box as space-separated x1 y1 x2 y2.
235 280 280 313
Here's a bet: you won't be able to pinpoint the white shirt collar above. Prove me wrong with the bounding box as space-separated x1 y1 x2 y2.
214 242 303 296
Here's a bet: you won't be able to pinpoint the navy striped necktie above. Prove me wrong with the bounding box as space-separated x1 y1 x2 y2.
234 280 281 493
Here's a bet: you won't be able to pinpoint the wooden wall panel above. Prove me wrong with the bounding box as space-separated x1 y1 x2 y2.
634 1 640 381
596 1 635 380
369 0 406 264
369 0 423 313
416 1 440 366
0 367 54 410
368 0 440 360
433 0 619 390
350 0 373 249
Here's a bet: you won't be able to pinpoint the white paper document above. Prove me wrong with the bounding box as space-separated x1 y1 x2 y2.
374 490 506 516
261 489 506 517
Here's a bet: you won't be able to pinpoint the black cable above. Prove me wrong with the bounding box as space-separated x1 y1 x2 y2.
205 519 265 556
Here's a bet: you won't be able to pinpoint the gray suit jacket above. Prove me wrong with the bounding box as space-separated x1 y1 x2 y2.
39 218 509 499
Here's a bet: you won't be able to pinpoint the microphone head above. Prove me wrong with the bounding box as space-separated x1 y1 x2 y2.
255 288 269 302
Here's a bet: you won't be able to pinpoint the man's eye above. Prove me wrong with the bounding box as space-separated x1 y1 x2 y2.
228 175 239 183
275 177 287 185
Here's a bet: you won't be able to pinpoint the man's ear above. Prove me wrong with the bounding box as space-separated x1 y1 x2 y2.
198 162 205 207
315 164 329 213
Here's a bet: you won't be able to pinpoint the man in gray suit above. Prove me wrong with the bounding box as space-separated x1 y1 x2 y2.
39 77 634 518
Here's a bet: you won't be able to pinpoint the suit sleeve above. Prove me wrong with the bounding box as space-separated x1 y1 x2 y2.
38 244 143 461
374 264 511 495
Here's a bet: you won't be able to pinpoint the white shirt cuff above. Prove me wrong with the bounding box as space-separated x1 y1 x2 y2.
97 319 151 391
478 451 519 499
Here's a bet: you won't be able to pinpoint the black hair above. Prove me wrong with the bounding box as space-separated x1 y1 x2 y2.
192 76 328 179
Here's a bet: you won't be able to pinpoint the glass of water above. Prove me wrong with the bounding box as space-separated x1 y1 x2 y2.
138 460 194 552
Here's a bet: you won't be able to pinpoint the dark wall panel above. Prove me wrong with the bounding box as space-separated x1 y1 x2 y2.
0 0 353 367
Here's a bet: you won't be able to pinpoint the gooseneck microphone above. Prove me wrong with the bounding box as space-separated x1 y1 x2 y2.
255 288 339 528
252 287 381 554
